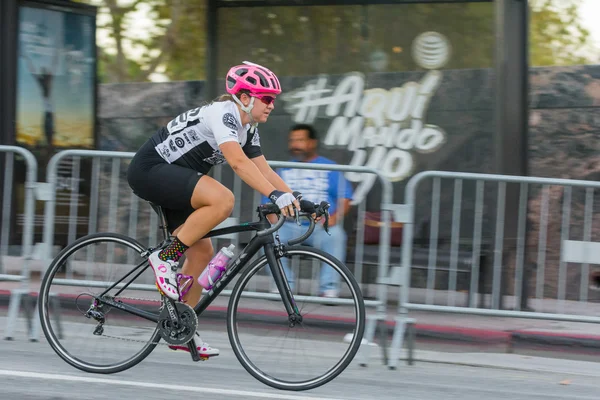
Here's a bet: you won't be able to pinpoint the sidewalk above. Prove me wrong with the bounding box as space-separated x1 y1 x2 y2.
401 309 600 349
404 349 600 376
3 278 600 351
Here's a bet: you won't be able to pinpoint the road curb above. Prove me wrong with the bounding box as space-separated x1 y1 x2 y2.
510 330 600 349
411 323 511 343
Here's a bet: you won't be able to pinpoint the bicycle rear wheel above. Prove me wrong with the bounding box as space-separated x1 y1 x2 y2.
38 233 162 374
227 246 366 391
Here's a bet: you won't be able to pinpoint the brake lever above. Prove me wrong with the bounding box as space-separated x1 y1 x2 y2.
318 201 331 236
323 210 331 236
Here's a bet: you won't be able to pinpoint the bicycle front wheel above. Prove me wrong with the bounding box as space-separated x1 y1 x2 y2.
227 246 366 391
38 233 162 374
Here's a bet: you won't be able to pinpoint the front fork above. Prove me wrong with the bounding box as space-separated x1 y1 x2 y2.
265 242 301 325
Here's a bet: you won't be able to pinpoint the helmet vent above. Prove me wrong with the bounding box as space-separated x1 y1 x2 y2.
255 71 268 87
226 76 237 88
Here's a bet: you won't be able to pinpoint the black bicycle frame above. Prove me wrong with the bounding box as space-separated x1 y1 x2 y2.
194 225 298 316
97 210 300 323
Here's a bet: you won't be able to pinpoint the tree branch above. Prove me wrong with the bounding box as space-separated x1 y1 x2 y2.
105 0 126 82
137 0 183 80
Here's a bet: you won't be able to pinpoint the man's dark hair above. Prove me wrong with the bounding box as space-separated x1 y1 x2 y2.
290 123 318 141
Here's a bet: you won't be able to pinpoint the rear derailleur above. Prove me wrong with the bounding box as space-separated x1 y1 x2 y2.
84 298 108 336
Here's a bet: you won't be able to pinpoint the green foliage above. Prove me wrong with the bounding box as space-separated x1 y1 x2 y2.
81 0 597 83
529 0 594 66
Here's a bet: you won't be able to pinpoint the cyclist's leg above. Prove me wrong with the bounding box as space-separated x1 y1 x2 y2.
128 155 202 298
166 234 220 358
172 234 213 307
158 178 233 357
165 239 220 357
153 175 233 299
176 175 235 246
312 224 347 296
128 143 234 244
129 154 233 299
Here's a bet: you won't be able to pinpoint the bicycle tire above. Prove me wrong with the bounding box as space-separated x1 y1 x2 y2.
38 232 162 374
227 245 366 391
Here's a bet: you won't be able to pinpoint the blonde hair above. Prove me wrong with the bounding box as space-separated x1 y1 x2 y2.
212 89 250 103
214 94 234 102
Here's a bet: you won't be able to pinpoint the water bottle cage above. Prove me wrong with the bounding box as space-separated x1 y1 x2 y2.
176 273 194 300
206 264 227 287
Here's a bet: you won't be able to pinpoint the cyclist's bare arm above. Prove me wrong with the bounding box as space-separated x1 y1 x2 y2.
220 142 276 197
250 155 304 223
220 142 298 217
251 155 293 193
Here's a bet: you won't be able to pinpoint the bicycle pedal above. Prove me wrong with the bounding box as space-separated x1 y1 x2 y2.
199 356 209 361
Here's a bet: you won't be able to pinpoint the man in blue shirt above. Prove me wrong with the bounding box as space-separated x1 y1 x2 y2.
266 124 353 298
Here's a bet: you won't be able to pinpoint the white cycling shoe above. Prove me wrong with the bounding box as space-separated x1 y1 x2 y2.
148 250 180 301
168 342 220 358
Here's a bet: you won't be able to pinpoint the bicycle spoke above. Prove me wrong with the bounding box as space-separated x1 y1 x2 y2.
39 233 162 374
228 246 365 391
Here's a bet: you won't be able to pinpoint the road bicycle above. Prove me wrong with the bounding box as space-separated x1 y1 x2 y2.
38 200 366 391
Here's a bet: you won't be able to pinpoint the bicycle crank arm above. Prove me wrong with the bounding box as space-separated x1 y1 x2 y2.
187 338 201 362
162 298 183 325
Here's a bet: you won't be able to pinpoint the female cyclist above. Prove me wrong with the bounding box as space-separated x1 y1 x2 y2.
127 61 300 357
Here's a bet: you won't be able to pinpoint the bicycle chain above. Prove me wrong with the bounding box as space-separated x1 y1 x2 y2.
92 294 190 347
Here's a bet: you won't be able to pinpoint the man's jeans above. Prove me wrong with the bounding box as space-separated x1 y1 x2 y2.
274 221 347 294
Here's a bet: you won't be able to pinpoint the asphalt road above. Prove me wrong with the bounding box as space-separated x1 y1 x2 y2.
2 316 600 400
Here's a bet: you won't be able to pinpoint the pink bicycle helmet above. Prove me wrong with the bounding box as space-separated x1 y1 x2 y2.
226 61 281 96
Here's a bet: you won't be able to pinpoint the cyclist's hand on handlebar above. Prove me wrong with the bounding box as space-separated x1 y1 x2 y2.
291 191 309 219
268 190 298 218
297 200 331 232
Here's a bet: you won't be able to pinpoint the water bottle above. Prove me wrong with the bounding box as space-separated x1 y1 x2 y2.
198 244 235 290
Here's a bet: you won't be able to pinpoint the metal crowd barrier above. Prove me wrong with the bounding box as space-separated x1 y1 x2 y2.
30 149 400 365
385 170 600 369
0 146 38 340
20 150 600 368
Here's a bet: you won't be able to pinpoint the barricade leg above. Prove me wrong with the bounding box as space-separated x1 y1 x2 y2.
22 292 34 336
0 146 38 341
387 315 416 369
357 312 387 367
30 295 42 342
377 316 389 366
406 318 416 366
50 294 63 340
4 289 25 340
29 292 62 342
358 314 376 367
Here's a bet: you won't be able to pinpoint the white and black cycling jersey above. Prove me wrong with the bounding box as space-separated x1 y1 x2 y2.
150 101 262 173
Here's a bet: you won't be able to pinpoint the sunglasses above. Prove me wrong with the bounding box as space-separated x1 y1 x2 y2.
252 94 276 105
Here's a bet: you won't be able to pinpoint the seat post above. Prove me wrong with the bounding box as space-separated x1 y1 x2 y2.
149 202 171 241
157 209 170 241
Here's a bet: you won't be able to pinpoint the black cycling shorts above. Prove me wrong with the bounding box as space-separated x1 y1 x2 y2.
127 139 203 232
